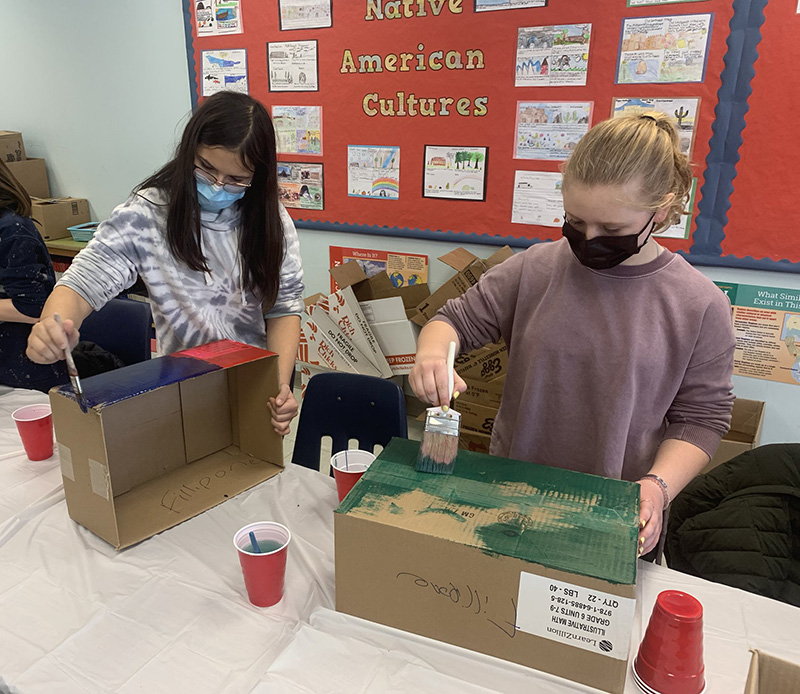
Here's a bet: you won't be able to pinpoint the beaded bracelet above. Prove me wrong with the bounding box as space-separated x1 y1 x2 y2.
639 473 670 509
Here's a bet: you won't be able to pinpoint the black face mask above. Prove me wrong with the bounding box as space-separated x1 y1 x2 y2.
562 213 657 270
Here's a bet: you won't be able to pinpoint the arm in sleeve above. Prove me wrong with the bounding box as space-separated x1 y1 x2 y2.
264 205 305 319
0 230 55 318
431 249 524 353
56 197 145 310
663 295 736 458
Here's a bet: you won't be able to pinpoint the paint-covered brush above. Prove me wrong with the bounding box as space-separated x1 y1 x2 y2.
416 341 460 474
54 313 88 413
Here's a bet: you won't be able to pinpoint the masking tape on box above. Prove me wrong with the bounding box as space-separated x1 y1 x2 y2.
58 443 74 482
88 458 110 500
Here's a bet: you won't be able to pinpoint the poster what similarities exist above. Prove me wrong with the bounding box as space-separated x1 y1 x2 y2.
716 282 800 386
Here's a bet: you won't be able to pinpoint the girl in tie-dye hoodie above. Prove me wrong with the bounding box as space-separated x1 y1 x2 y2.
26 92 304 434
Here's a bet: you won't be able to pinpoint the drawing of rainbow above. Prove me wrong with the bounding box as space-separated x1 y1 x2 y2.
371 178 399 197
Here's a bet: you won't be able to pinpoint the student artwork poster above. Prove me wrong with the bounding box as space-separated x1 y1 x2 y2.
423 146 487 202
201 50 248 97
628 0 708 5
612 97 700 156
514 102 592 161
329 246 428 293
272 106 322 155
475 0 547 11
196 0 243 36
511 171 563 227
654 178 697 239
277 162 324 211
715 282 800 386
279 0 332 31
267 40 319 92
617 14 713 84
515 24 592 88
348 146 400 199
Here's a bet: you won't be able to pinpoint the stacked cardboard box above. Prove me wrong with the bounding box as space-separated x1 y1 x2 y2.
298 247 515 397
2 129 93 240
1 130 50 198
455 341 507 454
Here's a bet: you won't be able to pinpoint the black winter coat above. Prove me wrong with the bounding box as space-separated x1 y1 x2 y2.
665 444 800 607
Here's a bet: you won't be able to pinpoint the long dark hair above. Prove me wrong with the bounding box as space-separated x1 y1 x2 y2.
139 92 284 308
0 159 32 217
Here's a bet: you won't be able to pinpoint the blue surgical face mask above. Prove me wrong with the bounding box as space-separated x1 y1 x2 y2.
196 179 246 212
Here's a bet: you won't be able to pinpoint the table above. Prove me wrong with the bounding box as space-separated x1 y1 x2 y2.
1 388 798 693
44 238 87 259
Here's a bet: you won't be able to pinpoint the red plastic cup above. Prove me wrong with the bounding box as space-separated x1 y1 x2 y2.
12 404 54 461
633 590 705 694
330 449 375 502
233 522 291 607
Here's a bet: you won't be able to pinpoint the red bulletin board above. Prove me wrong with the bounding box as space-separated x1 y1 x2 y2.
184 1 798 270
717 0 800 267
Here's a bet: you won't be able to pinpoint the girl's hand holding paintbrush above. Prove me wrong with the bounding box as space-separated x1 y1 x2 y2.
410 322 467 407
27 314 81 364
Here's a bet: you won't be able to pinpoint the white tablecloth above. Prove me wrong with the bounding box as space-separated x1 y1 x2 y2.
1 388 798 693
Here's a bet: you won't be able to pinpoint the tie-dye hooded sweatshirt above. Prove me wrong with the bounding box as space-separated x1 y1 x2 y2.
57 189 304 355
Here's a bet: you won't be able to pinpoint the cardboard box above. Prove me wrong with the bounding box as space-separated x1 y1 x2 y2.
313 287 393 378
413 246 513 326
745 650 800 694
359 296 420 375
458 399 498 436
331 259 429 318
454 341 508 382
31 197 90 240
50 340 284 549
305 303 383 377
704 398 765 473
458 428 492 454
460 375 504 408
335 438 639 694
0 130 25 162
7 157 50 198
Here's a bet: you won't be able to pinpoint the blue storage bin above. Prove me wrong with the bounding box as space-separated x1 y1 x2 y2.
68 222 100 243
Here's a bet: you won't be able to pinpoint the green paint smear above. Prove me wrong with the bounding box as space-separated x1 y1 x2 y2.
336 438 639 585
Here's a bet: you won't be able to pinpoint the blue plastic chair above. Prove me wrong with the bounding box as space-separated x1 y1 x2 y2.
291 372 408 472
79 298 153 366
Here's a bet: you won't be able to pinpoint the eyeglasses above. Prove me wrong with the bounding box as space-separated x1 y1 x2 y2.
193 166 252 194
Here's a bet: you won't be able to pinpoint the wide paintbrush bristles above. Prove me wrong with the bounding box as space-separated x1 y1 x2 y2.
416 407 460 474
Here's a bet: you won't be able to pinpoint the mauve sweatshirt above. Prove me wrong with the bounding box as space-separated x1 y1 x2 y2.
433 238 735 481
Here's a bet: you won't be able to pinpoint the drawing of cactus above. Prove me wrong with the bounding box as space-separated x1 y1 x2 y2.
675 106 689 127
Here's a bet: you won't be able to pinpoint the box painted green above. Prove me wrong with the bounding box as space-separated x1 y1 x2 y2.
338 437 640 585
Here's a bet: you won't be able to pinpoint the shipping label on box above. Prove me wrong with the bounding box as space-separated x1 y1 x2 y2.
455 342 508 382
0 130 25 162
359 296 419 375
7 158 49 198
50 340 284 549
335 438 639 694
